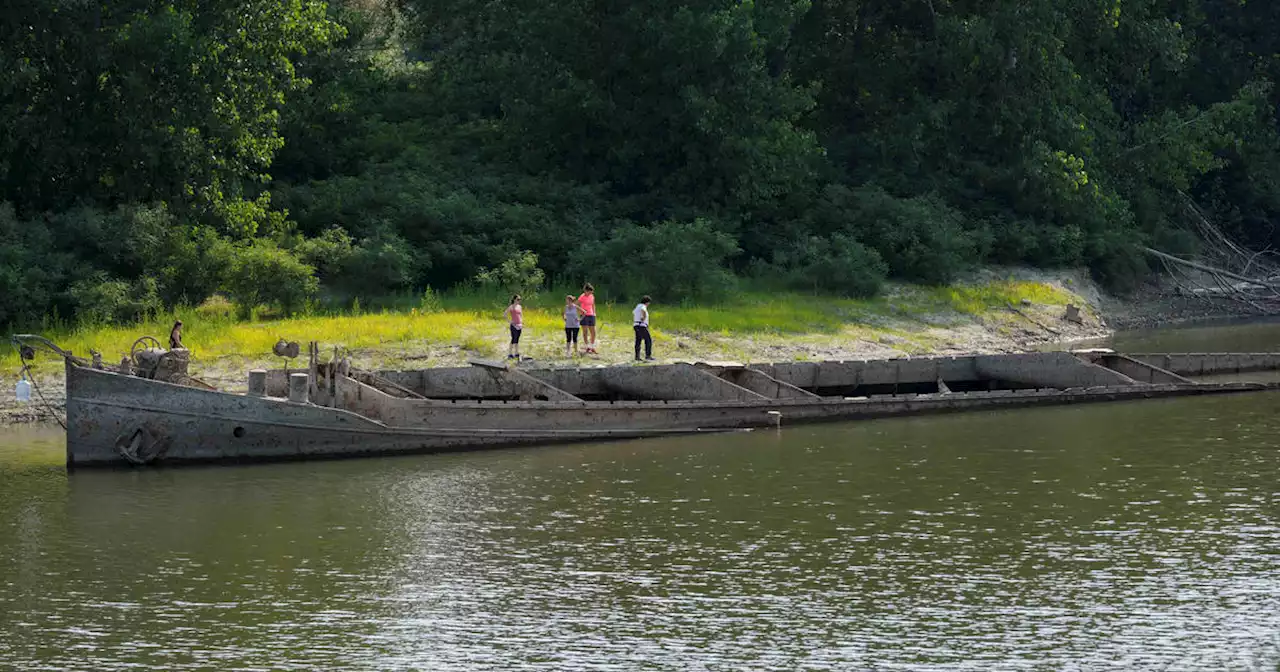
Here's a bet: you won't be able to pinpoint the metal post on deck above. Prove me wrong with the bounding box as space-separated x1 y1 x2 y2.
247 369 267 397
288 372 310 403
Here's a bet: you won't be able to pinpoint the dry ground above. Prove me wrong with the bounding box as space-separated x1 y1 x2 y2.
0 270 1112 425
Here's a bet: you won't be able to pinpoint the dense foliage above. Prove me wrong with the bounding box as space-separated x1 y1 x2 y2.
2 0 1279 326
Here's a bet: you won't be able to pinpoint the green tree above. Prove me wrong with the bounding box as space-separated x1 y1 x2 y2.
0 0 341 234
407 0 822 220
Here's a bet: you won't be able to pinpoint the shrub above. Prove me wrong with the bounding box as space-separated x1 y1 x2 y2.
140 224 237 307
344 231 422 294
1086 230 1150 294
987 216 1086 267
194 294 236 321
0 204 75 328
420 286 443 313
474 250 546 297
224 241 319 317
67 274 162 325
45 203 234 308
294 227 357 280
774 234 886 297
818 185 980 285
297 226 423 297
568 219 739 302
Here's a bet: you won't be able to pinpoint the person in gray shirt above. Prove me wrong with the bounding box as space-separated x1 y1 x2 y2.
563 294 582 358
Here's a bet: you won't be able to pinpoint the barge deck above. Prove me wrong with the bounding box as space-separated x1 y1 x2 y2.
24 334 1279 468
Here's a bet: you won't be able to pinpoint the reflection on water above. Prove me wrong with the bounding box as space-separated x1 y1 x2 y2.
2 394 1279 670
1109 317 1280 353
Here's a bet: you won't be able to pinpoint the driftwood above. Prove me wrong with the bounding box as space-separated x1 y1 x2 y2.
1143 248 1280 291
1143 195 1280 314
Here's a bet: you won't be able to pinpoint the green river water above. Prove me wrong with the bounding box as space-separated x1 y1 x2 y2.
1 325 1278 671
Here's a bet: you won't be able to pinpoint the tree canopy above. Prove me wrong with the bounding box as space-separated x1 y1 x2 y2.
2 0 1278 326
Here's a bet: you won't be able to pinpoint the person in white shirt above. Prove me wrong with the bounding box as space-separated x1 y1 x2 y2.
632 295 653 361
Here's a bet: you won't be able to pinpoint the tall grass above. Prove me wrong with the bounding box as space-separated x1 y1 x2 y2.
905 280 1075 316
1 279 1076 368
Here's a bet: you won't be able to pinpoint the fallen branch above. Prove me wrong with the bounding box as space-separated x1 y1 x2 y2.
1142 247 1280 292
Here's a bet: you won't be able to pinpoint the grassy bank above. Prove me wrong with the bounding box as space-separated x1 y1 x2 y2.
3 278 1088 376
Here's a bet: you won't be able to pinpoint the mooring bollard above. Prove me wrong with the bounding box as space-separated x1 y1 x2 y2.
247 369 268 397
288 372 310 403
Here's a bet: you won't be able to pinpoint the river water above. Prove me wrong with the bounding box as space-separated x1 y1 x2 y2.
2 326 1279 671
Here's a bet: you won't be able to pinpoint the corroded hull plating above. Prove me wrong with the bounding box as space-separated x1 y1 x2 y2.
64 359 1273 467
64 365 723 467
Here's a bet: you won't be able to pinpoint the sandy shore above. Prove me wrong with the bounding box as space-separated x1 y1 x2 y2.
5 268 1225 428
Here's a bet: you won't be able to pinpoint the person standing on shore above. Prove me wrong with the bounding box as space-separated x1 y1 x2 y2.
169 320 185 350
563 294 582 358
504 294 523 361
578 283 598 355
633 295 653 361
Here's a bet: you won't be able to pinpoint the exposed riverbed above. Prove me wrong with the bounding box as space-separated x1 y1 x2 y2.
1 324 1278 670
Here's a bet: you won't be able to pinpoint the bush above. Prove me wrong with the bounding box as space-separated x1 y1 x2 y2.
224 241 319 317
274 152 609 290
296 227 424 297
67 274 162 325
568 219 739 302
817 185 980 285
420 286 443 313
987 216 1086 267
474 250 546 297
44 203 234 307
1086 229 1151 294
0 204 75 328
773 234 886 297
140 224 237 307
294 227 357 280
344 230 423 294
194 294 236 321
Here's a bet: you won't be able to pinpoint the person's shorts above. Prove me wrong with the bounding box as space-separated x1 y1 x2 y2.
565 327 579 343
509 325 522 344
580 315 597 327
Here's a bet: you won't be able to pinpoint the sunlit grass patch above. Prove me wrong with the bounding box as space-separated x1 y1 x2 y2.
653 297 851 335
906 280 1076 316
1 279 1084 370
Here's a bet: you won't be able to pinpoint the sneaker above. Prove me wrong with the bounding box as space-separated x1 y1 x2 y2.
645 357 656 361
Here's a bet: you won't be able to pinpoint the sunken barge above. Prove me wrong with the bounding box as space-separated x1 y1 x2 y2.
23 334 1280 467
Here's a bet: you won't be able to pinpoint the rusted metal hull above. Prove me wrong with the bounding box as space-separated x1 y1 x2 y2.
65 365 727 467
64 359 1275 468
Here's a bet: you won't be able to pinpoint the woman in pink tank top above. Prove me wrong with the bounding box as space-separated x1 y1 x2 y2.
577 283 598 355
